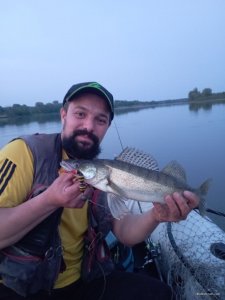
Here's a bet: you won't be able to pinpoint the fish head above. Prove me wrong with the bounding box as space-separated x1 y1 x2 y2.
60 159 97 180
78 160 111 191
60 159 110 190
78 161 97 180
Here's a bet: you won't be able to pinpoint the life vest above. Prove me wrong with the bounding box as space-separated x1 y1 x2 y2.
81 189 115 282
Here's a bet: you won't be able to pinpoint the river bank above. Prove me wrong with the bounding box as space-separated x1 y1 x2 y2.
115 97 225 111
1 97 225 124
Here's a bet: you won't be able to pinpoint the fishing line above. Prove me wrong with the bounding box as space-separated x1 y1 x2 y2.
206 208 225 218
113 119 124 151
113 124 165 281
87 198 107 209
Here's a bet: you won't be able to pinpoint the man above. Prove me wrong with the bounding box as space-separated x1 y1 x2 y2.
0 82 199 300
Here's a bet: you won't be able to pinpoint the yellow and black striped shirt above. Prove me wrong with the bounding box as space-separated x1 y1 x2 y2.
0 139 88 288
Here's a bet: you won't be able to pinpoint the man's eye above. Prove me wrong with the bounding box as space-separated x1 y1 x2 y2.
98 118 107 124
75 112 85 118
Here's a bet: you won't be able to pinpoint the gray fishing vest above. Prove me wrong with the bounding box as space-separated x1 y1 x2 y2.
0 133 64 296
0 133 114 296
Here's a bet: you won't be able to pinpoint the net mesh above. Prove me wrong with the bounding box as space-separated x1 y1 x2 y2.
151 211 225 300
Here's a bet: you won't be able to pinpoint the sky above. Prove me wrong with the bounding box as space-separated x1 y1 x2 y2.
1 0 225 107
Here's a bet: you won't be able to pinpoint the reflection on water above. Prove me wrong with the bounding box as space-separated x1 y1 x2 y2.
0 113 60 126
188 100 225 112
189 102 213 111
1 103 225 231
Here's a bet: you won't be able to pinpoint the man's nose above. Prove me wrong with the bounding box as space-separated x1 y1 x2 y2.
82 117 95 132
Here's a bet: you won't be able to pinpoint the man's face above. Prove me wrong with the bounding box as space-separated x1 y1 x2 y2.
60 93 111 159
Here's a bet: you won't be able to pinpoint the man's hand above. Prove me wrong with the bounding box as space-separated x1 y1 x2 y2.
152 191 199 222
0 172 94 249
45 172 94 209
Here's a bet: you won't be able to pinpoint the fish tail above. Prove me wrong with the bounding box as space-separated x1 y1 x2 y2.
197 178 212 216
199 178 212 196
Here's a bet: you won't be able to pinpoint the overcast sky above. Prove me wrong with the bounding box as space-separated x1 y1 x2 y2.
1 0 225 107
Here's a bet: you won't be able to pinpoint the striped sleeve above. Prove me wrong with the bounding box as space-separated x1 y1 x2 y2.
0 139 34 207
0 159 17 195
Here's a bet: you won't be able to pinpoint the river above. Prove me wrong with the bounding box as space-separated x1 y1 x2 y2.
1 103 225 231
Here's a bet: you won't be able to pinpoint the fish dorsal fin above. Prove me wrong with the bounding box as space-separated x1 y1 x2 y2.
161 160 187 182
115 147 159 171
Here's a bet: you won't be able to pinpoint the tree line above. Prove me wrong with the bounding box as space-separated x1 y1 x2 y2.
0 88 225 118
188 88 225 101
0 100 153 118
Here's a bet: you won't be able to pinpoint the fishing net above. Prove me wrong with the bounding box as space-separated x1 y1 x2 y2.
150 210 225 300
118 147 225 299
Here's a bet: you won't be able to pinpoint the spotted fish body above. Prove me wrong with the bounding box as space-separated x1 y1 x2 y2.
60 148 211 219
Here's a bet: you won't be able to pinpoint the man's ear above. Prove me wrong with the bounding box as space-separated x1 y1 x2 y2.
60 107 66 125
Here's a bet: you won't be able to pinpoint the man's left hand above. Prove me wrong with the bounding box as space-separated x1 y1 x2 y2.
152 191 199 222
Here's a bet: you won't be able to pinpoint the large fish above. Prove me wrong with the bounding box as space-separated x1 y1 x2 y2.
60 148 211 219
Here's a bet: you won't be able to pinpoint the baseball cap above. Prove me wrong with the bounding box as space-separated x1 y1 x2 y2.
63 82 114 120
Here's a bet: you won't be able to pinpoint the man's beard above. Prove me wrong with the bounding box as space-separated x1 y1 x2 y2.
62 129 101 159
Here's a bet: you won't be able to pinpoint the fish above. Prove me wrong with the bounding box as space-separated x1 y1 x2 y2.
60 147 211 219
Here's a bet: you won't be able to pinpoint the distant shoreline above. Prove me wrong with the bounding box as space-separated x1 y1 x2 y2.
0 97 225 121
115 97 225 111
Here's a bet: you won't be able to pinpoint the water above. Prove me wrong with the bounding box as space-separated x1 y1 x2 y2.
1 103 225 231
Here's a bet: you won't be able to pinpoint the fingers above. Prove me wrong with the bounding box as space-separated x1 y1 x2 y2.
167 193 190 219
78 187 94 201
183 190 200 209
152 191 199 222
60 173 80 194
56 172 94 208
70 186 94 208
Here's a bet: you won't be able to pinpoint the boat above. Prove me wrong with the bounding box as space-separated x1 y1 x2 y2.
112 200 225 300
150 209 225 299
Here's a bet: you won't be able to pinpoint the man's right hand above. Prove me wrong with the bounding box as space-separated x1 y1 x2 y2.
45 172 94 209
0 172 93 249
